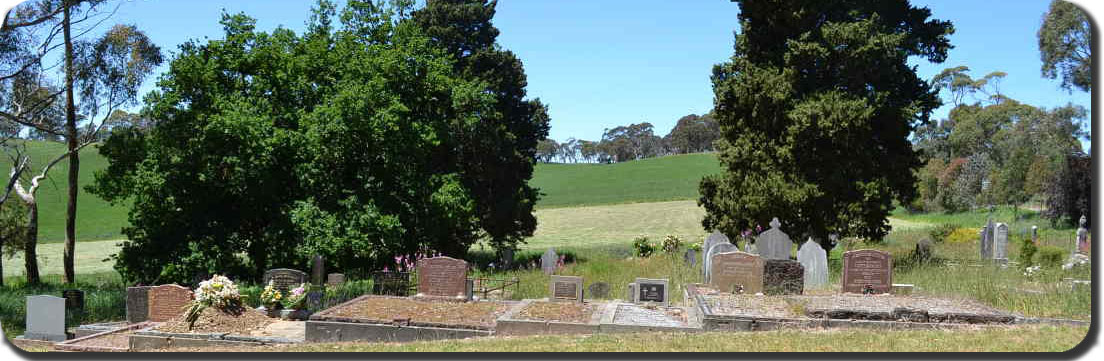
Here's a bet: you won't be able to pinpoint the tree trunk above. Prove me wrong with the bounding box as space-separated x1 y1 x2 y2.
24 201 39 285
62 2 78 285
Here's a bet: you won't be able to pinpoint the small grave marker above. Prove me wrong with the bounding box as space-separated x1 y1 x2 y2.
326 273 345 287
683 248 697 267
710 251 764 295
633 278 670 306
126 286 152 323
416 257 469 298
1076 215 1089 254
263 268 309 293
306 291 324 310
841 250 892 294
980 219 994 259
147 284 194 322
540 249 558 275
550 275 583 302
24 295 66 342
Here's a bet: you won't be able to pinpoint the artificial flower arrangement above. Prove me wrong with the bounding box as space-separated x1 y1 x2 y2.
281 283 309 310
184 275 242 329
258 280 283 310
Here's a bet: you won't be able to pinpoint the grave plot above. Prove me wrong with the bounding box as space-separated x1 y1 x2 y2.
306 295 515 343
53 322 153 352
600 303 701 334
495 300 608 336
131 307 302 351
797 294 1017 324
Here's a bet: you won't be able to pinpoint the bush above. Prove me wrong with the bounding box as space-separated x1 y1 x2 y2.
661 235 683 253
1036 246 1065 268
1018 237 1038 268
945 227 978 244
632 236 655 257
929 223 960 243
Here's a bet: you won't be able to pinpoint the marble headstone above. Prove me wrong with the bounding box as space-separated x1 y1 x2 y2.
757 217 794 260
540 248 558 275
980 219 994 259
326 273 346 287
993 223 1009 260
24 295 66 341
796 238 828 289
704 242 740 284
702 231 730 275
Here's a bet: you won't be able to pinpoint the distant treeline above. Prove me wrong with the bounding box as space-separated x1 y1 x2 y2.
537 113 719 163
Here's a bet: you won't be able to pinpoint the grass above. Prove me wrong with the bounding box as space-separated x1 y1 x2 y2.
530 153 721 209
0 271 125 340
161 326 1090 352
1 140 131 243
2 239 122 278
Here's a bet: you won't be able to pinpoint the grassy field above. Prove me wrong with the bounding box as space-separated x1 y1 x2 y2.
1 140 130 243
530 153 721 208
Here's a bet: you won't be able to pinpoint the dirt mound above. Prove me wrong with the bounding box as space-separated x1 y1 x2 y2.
158 306 275 335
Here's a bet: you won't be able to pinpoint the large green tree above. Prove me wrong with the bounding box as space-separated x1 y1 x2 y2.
1038 0 1091 92
699 0 953 248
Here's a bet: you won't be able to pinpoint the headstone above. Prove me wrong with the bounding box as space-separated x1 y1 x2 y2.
683 248 697 267
796 239 828 289
587 282 610 299
540 248 558 275
550 275 583 302
263 268 309 293
24 295 66 341
61 289 84 313
980 219 994 259
416 257 468 298
710 251 765 295
993 223 1009 260
1031 226 1039 244
757 217 794 260
633 278 670 306
626 283 636 301
326 273 346 287
372 272 411 296
1076 215 1089 254
763 259 804 295
147 284 194 322
702 231 731 274
311 255 325 286
306 291 324 310
704 242 740 283
126 286 152 323
841 250 892 294
500 247 515 268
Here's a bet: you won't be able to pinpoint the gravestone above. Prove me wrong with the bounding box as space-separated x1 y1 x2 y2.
311 255 325 286
24 295 66 341
841 250 892 294
763 260 804 295
626 283 636 301
588 282 610 299
263 268 309 293
500 247 515 268
702 231 730 274
993 223 1009 261
540 248 558 275
633 278 670 306
757 217 794 260
372 272 411 296
1031 226 1039 244
683 248 697 267
1076 215 1089 254
147 284 194 322
126 286 152 323
550 275 583 302
710 251 764 295
704 242 740 283
306 291 324 310
416 257 469 298
62 289 84 313
980 219 994 259
326 273 345 287
796 239 828 289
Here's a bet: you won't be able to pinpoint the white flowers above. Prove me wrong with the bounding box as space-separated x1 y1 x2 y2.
193 274 241 309
1023 265 1041 277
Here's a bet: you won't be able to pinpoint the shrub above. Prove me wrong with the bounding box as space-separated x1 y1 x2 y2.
1036 246 1065 268
929 224 960 243
632 236 655 257
282 283 309 309
1019 237 1038 268
661 235 683 253
945 227 978 244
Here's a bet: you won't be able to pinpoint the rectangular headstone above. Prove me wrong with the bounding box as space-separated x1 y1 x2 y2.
993 223 1009 260
416 256 468 298
540 249 558 275
25 295 66 341
126 286 152 323
757 217 794 260
841 250 892 294
311 255 325 286
633 278 670 306
710 251 764 294
704 242 739 284
326 273 345 287
763 259 804 295
797 239 828 289
263 268 309 293
147 284 194 322
550 275 583 302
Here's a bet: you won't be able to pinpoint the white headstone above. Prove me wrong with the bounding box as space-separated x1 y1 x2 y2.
797 238 828 289
540 248 558 275
980 218 994 259
702 231 730 275
994 223 1009 260
25 295 66 342
757 218 793 260
1076 215 1089 254
704 242 740 283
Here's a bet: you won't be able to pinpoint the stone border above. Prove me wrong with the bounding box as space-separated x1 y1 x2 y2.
494 299 610 336
306 321 493 343
599 303 702 334
54 322 152 352
73 321 129 339
310 294 514 331
129 327 300 351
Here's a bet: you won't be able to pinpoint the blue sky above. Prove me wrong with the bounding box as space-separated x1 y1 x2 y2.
29 0 1093 147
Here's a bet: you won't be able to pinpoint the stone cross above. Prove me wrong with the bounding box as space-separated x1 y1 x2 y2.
540 248 558 275
797 238 828 289
24 295 66 341
757 217 793 260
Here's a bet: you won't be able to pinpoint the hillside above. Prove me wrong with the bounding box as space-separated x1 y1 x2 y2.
530 153 721 209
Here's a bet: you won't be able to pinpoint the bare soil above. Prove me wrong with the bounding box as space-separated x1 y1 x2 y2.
516 302 596 323
323 296 511 329
69 332 131 349
157 306 276 335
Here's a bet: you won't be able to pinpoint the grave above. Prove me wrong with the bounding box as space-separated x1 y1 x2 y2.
709 251 764 295
632 278 670 306
763 260 804 295
540 249 558 275
126 286 153 323
416 256 469 299
702 231 730 273
550 275 584 302
980 219 994 259
841 250 892 294
683 248 697 267
326 273 345 287
757 217 793 260
263 268 309 293
147 284 194 322
311 255 325 286
306 295 513 343
797 239 828 289
993 223 1009 261
704 242 739 283
62 289 84 314
24 295 66 342
588 282 610 299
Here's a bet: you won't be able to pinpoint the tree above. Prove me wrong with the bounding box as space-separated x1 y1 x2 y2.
666 113 719 154
1044 150 1090 227
699 0 953 248
536 139 559 163
1038 0 1091 92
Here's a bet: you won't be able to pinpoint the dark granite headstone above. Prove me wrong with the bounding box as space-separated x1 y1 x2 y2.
633 278 669 306
587 282 610 299
62 289 84 313
263 268 308 293
311 255 325 286
305 291 324 310
416 257 468 298
841 250 892 294
126 286 152 323
763 259 804 295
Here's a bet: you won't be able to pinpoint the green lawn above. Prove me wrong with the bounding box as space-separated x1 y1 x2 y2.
530 153 721 209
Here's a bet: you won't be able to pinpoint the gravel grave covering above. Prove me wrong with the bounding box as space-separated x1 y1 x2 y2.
157 306 276 335
323 297 511 329
516 302 596 323
612 304 689 327
69 332 131 349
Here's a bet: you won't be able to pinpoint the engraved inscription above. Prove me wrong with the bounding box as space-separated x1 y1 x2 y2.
841 250 892 294
416 257 468 297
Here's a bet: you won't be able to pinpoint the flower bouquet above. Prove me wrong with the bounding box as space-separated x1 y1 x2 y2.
258 280 283 317
280 283 312 320
184 275 242 329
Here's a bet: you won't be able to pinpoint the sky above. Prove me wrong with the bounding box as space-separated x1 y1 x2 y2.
3 0 1094 149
